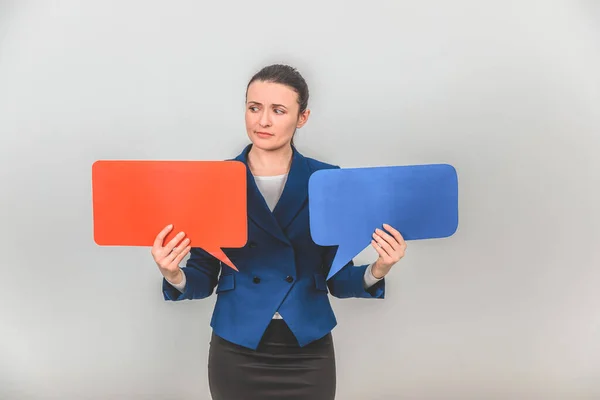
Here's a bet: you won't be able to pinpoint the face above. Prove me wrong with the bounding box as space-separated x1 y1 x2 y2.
245 80 310 151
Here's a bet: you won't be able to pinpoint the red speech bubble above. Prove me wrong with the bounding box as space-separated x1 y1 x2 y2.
91 160 247 271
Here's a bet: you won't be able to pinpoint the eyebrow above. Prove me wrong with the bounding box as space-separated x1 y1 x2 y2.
247 101 288 109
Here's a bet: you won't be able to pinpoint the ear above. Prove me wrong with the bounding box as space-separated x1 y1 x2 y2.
296 109 311 128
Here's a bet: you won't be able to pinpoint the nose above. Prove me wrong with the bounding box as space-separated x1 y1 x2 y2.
259 109 271 127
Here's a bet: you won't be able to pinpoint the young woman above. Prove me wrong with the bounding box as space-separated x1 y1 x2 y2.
151 64 407 399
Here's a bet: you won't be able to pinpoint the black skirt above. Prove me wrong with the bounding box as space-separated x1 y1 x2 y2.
208 319 336 400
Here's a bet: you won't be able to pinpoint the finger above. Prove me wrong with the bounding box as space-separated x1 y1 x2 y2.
164 231 186 254
153 224 173 248
372 234 392 258
170 245 191 267
371 240 389 259
383 224 406 246
159 248 180 269
375 228 399 251
373 233 396 257
165 238 190 263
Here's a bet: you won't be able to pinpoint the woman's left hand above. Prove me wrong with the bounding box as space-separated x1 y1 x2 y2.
371 223 407 279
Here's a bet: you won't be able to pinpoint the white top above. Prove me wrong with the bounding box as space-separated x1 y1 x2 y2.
166 173 383 319
253 173 288 211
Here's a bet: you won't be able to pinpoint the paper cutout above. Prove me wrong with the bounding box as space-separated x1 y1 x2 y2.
92 160 247 270
308 164 458 280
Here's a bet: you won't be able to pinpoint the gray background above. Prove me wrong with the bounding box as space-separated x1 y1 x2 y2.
1 1 599 399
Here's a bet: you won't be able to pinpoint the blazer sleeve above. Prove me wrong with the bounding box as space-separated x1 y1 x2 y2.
162 247 221 301
322 245 385 299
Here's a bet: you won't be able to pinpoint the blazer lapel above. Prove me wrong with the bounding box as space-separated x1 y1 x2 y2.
234 145 291 246
272 146 310 230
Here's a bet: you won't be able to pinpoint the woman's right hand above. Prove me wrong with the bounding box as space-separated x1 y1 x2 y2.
151 224 191 284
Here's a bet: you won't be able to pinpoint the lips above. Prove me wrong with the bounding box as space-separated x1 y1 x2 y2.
255 131 274 137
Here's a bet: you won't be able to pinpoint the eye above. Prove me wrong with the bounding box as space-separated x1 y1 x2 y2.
248 106 259 112
274 109 285 115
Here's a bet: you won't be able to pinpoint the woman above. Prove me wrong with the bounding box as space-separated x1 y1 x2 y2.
151 64 407 399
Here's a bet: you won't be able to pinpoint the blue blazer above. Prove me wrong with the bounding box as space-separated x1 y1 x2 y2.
163 144 385 350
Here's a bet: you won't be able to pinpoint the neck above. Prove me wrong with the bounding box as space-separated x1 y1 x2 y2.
247 144 293 176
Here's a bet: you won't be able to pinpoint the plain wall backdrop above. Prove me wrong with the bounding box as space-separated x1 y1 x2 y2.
1 1 599 399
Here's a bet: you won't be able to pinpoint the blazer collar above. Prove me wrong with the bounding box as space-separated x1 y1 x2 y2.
234 144 311 245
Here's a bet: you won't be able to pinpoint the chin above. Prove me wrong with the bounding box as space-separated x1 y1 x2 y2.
248 137 290 152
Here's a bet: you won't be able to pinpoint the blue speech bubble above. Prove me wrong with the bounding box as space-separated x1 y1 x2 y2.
308 164 459 280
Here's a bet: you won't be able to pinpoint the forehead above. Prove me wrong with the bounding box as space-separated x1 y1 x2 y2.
246 80 298 107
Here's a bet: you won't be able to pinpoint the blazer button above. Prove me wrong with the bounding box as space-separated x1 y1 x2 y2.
249 242 257 248
253 276 261 284
285 276 294 283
